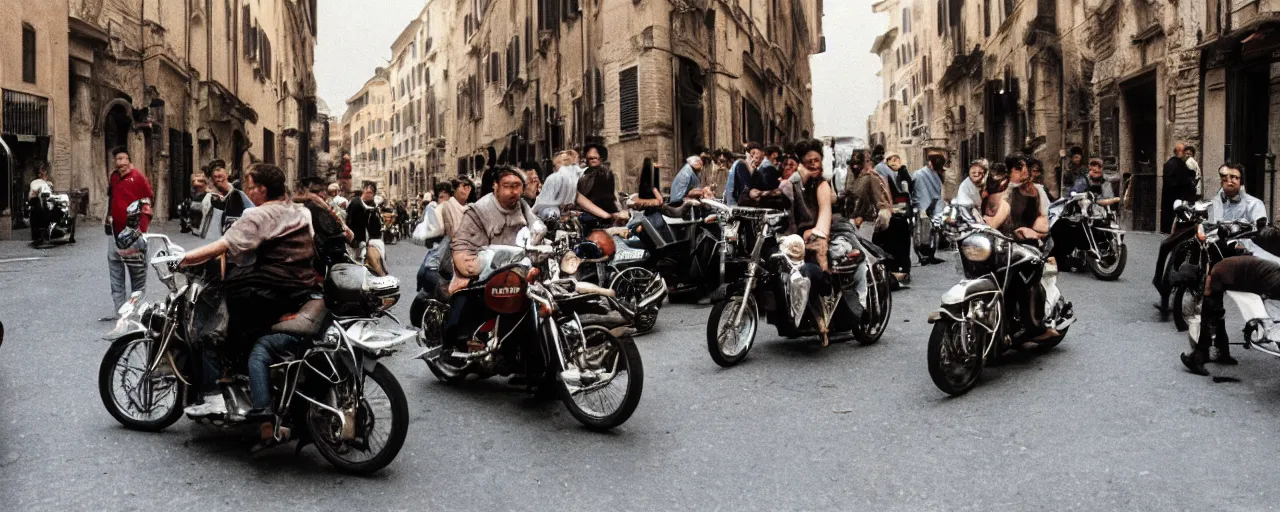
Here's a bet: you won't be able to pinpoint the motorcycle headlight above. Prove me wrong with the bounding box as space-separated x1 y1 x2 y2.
560 252 581 276
723 222 740 243
960 235 993 262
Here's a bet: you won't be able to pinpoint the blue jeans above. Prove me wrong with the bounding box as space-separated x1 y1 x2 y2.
248 333 301 411
107 237 148 311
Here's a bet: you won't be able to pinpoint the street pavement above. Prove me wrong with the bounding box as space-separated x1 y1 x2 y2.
2 225 1279 511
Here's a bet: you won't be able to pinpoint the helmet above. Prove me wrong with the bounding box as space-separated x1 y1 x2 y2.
115 226 147 259
586 230 616 258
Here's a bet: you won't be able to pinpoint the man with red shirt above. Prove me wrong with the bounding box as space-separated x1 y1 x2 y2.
103 146 154 320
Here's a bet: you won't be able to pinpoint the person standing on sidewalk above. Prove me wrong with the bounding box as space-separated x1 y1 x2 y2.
102 146 153 321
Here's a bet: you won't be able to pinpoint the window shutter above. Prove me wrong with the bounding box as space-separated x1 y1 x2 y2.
619 66 639 135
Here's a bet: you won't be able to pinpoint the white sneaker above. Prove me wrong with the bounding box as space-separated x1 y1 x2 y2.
184 393 227 417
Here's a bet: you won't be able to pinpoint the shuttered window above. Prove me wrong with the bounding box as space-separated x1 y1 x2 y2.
619 66 638 135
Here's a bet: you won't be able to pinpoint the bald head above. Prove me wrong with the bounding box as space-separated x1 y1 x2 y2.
1175 142 1186 158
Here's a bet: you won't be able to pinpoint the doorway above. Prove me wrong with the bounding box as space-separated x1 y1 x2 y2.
1230 63 1272 207
1122 74 1158 232
675 57 706 160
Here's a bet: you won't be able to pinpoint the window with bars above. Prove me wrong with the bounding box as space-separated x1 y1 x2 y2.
619 66 639 136
22 24 35 84
2 90 49 136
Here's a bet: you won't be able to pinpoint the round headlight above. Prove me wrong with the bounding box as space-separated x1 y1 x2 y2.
960 235 993 262
560 252 582 276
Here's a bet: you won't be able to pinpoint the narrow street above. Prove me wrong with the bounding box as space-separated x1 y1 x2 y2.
1 227 1276 510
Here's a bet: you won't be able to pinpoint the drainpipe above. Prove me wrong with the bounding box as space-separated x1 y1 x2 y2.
707 7 718 156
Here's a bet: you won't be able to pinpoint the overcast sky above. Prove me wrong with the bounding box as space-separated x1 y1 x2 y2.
316 1 885 136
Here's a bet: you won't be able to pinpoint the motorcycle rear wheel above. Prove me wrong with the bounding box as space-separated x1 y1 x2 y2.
1172 284 1201 333
706 294 758 367
558 326 644 430
927 316 987 397
1087 238 1127 281
98 335 186 432
307 362 409 475
857 263 893 345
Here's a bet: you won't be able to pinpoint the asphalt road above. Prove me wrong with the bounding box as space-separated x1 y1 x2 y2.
2 225 1279 511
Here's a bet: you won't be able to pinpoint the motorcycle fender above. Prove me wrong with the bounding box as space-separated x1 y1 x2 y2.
929 280 998 324
1227 291 1270 321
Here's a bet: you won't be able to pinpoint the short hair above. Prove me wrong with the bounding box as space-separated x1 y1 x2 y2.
1222 161 1246 176
1004 153 1026 171
969 159 988 172
207 159 227 173
111 146 130 158
451 177 475 190
245 164 287 200
362 181 377 193
1070 146 1084 157
434 181 454 196
744 142 762 153
764 145 782 157
928 154 948 169
1186 145 1197 155
494 166 526 186
791 139 825 162
885 153 901 161
520 160 541 175
1088 158 1104 167
1026 158 1042 170
990 163 1008 177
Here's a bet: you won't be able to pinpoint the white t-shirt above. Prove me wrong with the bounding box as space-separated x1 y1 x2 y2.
29 178 51 198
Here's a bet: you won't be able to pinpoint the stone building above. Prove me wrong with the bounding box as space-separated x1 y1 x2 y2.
343 69 392 192
433 0 824 192
59 0 319 229
0 0 71 239
385 0 453 201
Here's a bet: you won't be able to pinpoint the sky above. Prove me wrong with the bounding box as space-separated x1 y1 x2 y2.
316 1 886 137
811 0 885 142
316 0 426 118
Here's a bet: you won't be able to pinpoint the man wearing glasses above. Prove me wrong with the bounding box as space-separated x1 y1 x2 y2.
1208 162 1267 226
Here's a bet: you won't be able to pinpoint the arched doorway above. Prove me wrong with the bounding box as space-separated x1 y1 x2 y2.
103 104 131 171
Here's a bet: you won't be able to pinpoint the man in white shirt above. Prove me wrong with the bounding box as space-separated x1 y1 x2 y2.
27 162 53 244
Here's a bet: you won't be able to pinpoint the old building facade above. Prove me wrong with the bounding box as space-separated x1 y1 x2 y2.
345 0 826 195
343 70 392 192
0 0 71 239
0 0 319 239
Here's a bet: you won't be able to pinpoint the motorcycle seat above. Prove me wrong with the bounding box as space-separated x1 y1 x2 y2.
271 299 328 338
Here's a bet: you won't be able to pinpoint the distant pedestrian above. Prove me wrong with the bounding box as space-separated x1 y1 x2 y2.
103 146 153 320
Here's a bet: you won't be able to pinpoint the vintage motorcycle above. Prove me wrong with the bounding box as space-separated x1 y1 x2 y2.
1169 218 1258 332
1188 237 1280 362
628 199 731 301
1046 191 1127 280
30 190 78 247
1155 199 1212 316
546 212 667 333
413 241 645 430
98 232 414 474
926 205 1075 396
706 210 894 367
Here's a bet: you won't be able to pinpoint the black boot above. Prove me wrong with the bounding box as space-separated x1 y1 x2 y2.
1209 318 1238 365
1181 350 1210 376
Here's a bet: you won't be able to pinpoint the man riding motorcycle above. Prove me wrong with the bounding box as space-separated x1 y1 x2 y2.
178 164 319 427
987 154 1059 343
446 167 546 349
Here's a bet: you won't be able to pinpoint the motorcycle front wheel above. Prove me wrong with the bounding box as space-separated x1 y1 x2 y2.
857 263 893 345
98 335 186 432
558 326 644 431
706 293 758 367
1087 235 1127 281
306 362 409 475
927 311 990 397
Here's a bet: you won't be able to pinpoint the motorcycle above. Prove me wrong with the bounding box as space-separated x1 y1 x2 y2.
546 212 667 334
31 190 77 247
628 199 730 301
705 210 894 367
413 241 645 430
1188 237 1280 362
1154 199 1212 329
1047 191 1128 280
1169 219 1258 332
98 233 414 474
925 205 1075 396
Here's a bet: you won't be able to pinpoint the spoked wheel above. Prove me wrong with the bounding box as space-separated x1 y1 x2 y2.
609 267 662 333
306 362 409 475
413 297 468 383
857 263 893 345
1173 283 1202 333
557 325 644 430
927 305 993 397
98 335 185 432
1087 235 1127 281
706 294 759 367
